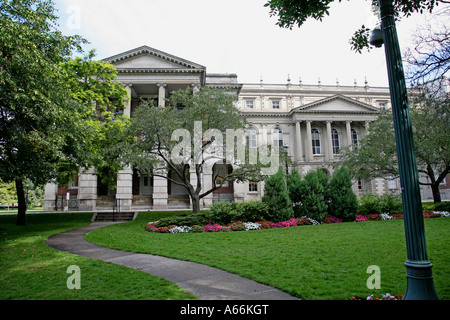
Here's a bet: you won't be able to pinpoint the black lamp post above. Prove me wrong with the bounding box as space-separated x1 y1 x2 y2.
370 0 439 300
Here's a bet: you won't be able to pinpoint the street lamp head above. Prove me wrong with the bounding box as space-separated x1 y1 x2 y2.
369 25 384 48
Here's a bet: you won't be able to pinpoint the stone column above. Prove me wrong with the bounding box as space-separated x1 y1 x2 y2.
116 166 133 211
152 168 168 209
124 84 132 117
43 182 58 211
294 121 303 162
78 168 97 211
305 121 313 161
157 83 166 107
364 121 371 137
326 121 334 161
346 121 353 151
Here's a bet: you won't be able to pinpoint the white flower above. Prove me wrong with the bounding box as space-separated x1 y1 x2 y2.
380 213 393 220
244 222 261 231
434 211 450 217
169 226 192 233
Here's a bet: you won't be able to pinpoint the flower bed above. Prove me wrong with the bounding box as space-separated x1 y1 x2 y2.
145 211 449 234
352 293 405 300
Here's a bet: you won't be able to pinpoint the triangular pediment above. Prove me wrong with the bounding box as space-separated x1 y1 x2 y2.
103 45 206 70
292 94 379 114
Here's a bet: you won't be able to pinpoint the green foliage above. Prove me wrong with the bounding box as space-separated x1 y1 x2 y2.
379 193 403 213
155 212 211 228
358 193 403 215
209 201 269 224
297 169 328 222
235 201 269 222
286 169 303 217
209 201 238 225
327 167 358 221
262 169 294 222
0 179 17 206
264 0 444 53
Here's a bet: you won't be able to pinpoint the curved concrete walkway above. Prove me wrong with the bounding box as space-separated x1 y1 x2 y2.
47 222 298 300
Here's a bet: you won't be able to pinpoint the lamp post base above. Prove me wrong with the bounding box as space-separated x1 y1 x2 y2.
404 260 440 300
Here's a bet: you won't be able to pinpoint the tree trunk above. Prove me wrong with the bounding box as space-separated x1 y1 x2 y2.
191 194 201 214
15 179 26 226
430 182 442 204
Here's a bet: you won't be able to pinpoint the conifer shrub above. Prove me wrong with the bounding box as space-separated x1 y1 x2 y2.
287 169 304 217
327 167 358 221
262 169 294 222
298 169 329 222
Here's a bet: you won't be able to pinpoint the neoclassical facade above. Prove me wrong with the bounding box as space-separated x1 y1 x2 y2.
43 46 448 212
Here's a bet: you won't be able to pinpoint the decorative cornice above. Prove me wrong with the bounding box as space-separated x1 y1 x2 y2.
103 45 206 70
116 68 205 74
290 94 380 114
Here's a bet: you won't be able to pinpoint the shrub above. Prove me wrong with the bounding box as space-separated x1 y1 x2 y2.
327 167 358 221
379 193 402 213
434 201 450 212
235 201 268 222
287 169 304 217
358 193 381 215
209 201 238 225
297 170 328 222
155 212 210 227
262 169 294 222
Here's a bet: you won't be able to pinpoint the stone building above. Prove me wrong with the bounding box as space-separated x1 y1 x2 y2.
43 45 448 212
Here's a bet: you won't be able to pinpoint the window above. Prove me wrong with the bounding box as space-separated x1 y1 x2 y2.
69 174 79 189
272 128 283 148
249 181 258 192
214 164 230 187
388 177 397 189
246 128 257 149
272 100 280 109
311 128 321 155
331 128 340 155
379 102 387 110
351 129 359 150
246 100 254 109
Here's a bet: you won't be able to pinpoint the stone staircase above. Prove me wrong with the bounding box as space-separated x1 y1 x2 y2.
92 211 137 222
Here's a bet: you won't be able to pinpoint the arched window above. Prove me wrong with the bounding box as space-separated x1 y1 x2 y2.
311 128 321 155
351 129 359 150
246 128 257 149
331 128 340 155
272 128 283 148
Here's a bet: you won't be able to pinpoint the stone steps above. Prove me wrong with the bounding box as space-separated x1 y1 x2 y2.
92 212 137 222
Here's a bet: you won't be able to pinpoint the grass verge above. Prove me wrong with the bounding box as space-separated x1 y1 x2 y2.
0 212 196 300
85 211 449 300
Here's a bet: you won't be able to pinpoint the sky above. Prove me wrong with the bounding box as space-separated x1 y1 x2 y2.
52 0 445 87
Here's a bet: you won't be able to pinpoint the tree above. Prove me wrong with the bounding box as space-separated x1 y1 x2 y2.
262 169 294 222
327 167 358 221
404 6 449 96
0 178 17 209
264 0 448 53
0 0 128 224
339 105 449 203
60 50 130 189
123 87 268 213
1 0 87 225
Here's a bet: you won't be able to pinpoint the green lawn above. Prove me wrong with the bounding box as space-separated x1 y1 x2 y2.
1 211 448 300
85 211 449 300
0 213 196 300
